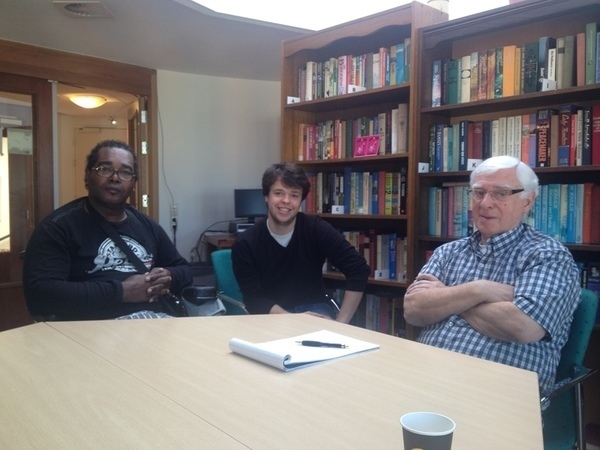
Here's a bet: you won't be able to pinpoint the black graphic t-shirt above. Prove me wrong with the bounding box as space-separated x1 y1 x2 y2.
23 197 192 320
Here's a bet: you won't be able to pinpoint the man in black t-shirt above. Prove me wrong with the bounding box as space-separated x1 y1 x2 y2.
23 140 191 320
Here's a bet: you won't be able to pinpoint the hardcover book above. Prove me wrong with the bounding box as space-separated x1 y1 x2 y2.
460 54 471 103
523 41 539 93
536 108 558 167
537 36 556 91
586 22 598 84
494 47 503 98
503 45 516 97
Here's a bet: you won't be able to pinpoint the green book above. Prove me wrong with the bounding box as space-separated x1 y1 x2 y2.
523 41 539 93
586 22 598 84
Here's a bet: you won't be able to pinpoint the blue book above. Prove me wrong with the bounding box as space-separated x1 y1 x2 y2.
539 185 548 235
546 184 561 240
566 184 578 243
446 59 459 105
371 172 379 214
575 184 584 244
434 124 444 172
428 187 439 235
459 120 470 171
395 43 405 84
388 233 397 280
446 125 454 171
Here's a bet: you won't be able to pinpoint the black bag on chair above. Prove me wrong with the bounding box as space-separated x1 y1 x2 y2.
181 286 226 316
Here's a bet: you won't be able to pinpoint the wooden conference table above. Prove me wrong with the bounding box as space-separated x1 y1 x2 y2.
0 314 543 448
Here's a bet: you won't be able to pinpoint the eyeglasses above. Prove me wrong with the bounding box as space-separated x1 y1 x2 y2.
467 188 524 202
91 166 136 181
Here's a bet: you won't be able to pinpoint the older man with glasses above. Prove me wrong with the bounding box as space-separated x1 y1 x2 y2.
23 140 191 320
404 155 580 402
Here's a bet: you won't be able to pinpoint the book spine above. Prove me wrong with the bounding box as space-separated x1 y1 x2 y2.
537 37 556 91
523 41 539 93
536 109 557 167
494 47 503 98
503 45 516 97
586 22 598 84
470 51 479 102
460 54 471 103
576 33 585 87
459 120 469 171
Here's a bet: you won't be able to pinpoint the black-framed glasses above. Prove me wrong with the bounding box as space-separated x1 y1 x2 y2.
91 166 136 181
467 188 524 202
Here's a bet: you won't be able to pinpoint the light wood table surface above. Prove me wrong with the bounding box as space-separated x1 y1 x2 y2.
0 314 543 448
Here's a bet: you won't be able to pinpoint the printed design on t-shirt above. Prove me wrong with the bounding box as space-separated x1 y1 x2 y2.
87 236 154 274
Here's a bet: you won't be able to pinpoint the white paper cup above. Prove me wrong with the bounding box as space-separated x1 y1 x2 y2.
400 411 456 450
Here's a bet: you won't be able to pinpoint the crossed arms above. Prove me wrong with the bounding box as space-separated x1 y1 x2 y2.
403 274 547 344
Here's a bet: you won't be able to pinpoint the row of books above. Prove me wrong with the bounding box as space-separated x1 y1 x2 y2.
341 231 408 282
329 289 406 337
527 183 600 244
304 168 407 216
427 105 600 172
297 103 408 161
298 38 411 102
431 22 600 107
428 182 600 245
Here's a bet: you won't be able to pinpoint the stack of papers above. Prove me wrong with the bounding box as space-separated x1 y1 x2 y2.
229 329 379 371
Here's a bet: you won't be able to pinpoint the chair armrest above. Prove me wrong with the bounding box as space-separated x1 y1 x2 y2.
540 366 597 407
217 292 248 313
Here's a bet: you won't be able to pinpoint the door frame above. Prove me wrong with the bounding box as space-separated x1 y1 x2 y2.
0 39 159 218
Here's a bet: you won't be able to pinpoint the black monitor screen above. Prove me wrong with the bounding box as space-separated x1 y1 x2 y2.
234 189 267 222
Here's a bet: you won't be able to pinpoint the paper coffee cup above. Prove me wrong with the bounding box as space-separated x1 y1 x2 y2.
400 411 455 450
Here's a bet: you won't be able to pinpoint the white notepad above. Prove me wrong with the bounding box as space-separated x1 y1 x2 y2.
229 329 379 371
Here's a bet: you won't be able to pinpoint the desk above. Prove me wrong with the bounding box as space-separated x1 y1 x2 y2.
204 232 236 250
0 315 543 448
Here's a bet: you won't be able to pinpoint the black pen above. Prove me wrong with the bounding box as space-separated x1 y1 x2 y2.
296 340 348 348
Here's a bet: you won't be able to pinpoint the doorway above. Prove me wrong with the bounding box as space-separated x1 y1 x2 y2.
55 84 137 205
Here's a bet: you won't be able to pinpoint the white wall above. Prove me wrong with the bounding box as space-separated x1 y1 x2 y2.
156 70 281 261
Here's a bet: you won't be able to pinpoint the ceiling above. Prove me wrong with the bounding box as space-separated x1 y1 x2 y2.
0 0 310 119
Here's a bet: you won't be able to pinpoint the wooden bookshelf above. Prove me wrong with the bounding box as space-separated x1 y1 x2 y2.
280 2 447 337
416 0 600 431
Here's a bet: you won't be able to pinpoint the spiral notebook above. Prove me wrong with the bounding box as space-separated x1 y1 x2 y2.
229 329 379 371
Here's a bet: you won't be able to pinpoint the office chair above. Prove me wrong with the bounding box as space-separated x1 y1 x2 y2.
541 288 598 450
210 249 248 315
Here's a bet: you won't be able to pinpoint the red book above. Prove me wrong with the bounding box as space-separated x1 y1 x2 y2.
591 185 600 244
536 108 557 167
592 104 600 165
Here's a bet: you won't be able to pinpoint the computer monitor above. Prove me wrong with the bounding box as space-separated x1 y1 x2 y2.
234 189 267 223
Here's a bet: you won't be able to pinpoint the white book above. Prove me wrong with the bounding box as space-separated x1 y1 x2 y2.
548 48 557 81
396 103 409 153
390 107 399 154
513 115 522 160
498 116 507 156
491 119 500 157
506 116 515 157
460 54 471 103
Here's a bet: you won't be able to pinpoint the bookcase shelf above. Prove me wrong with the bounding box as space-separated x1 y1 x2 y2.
416 0 600 426
280 2 447 336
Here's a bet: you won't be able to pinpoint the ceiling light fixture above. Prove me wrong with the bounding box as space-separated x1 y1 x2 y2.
109 116 117 125
69 94 107 109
